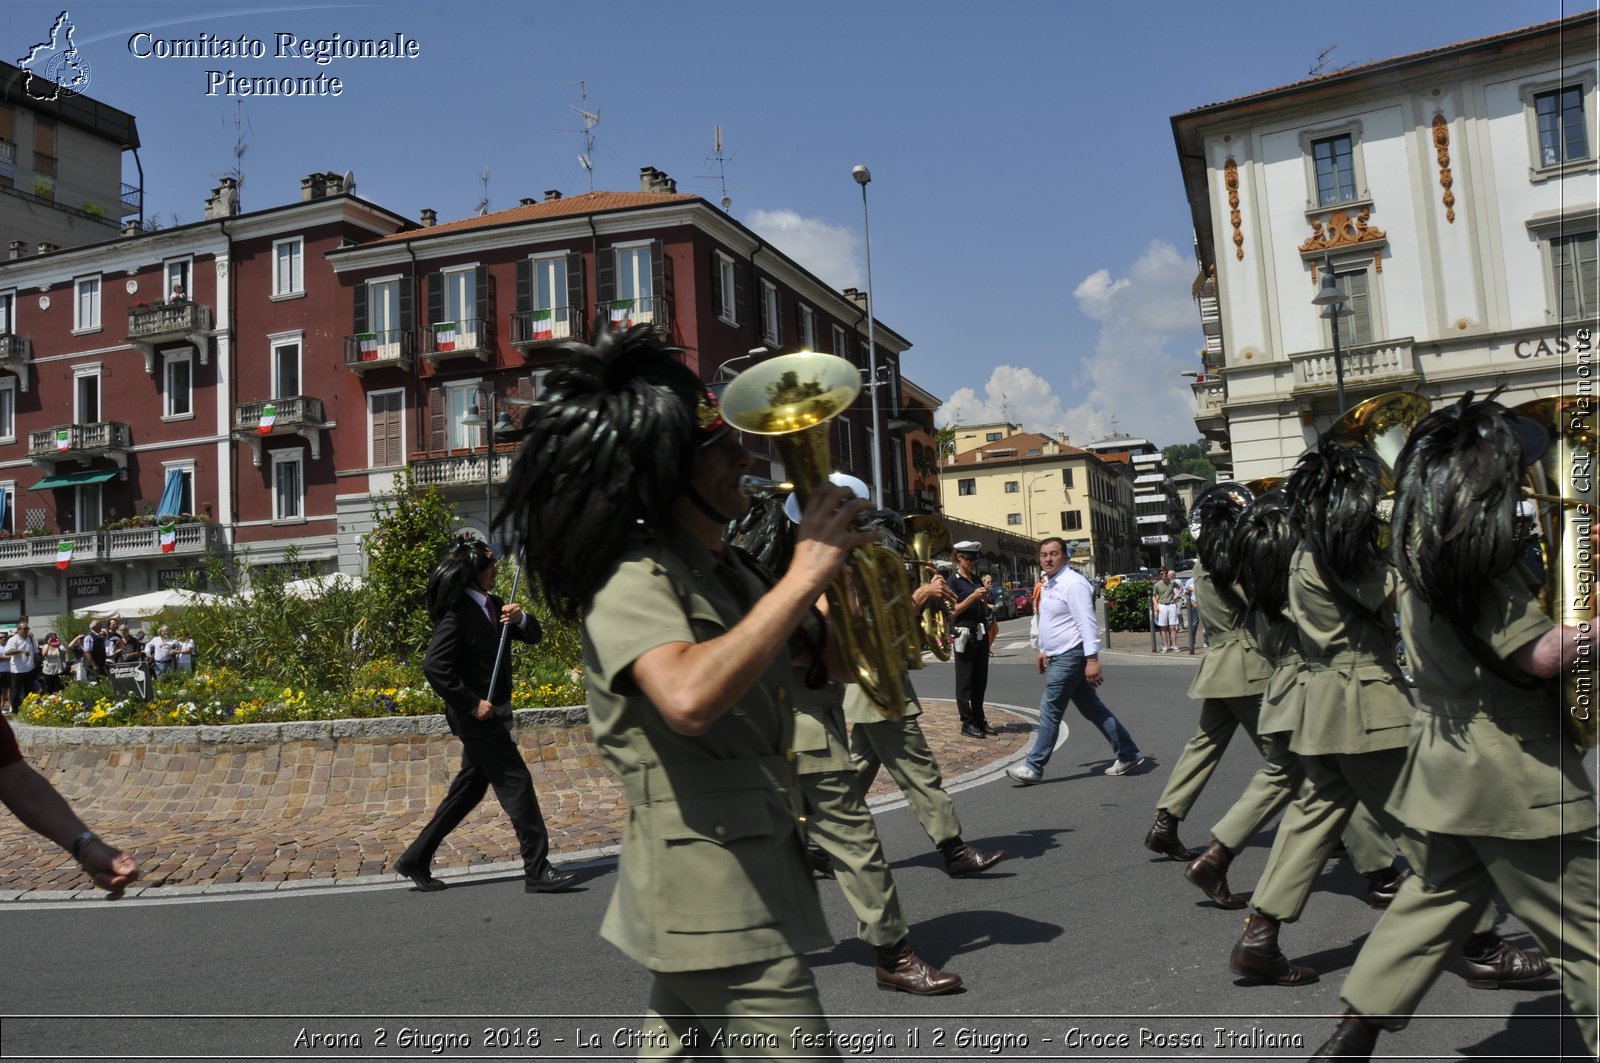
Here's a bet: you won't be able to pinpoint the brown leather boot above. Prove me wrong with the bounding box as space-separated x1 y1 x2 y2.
1459 930 1552 990
939 838 1005 878
1143 808 1201 862
1184 839 1247 909
1364 866 1407 910
1309 1009 1379 1059
1229 911 1319 985
873 940 963 995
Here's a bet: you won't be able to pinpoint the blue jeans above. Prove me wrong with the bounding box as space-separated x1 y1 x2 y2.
1026 648 1140 772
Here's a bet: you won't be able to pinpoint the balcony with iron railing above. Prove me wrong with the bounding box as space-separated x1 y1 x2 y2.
28 422 132 467
421 317 494 365
1291 337 1416 395
0 332 33 392
120 181 143 217
344 329 414 375
510 307 584 352
232 396 328 466
127 300 212 373
409 448 517 492
595 295 669 334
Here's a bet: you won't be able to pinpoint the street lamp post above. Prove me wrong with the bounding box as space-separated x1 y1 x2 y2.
1311 258 1351 415
461 387 517 538
852 164 885 509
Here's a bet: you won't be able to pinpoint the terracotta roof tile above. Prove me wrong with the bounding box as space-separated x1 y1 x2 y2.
950 432 1093 466
370 190 701 243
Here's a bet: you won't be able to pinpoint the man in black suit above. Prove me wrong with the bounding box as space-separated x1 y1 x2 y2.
395 536 578 894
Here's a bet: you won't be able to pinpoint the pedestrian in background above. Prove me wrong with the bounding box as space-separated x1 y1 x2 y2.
948 541 997 739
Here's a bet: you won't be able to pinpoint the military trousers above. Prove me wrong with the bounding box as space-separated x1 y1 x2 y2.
639 953 838 1060
1157 694 1276 822
798 769 908 948
849 715 962 849
1341 829 1599 1056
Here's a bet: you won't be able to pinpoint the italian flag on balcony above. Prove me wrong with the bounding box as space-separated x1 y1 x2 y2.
356 331 378 361
528 309 553 341
609 300 633 330
434 321 458 352
55 539 73 570
55 429 69 453
258 403 277 435
159 520 177 553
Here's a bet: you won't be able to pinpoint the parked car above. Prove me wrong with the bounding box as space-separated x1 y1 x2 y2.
1013 589 1034 616
1104 573 1126 591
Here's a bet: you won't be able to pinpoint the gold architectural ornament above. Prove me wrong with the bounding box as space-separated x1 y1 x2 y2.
1301 207 1388 278
1225 157 1244 261
1432 113 1455 223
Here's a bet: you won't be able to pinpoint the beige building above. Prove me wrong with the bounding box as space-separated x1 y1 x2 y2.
950 421 1021 456
939 432 1139 577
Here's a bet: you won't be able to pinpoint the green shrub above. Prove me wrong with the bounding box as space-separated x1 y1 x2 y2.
1107 580 1155 632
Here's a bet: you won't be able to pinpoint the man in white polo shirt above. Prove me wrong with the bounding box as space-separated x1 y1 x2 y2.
1008 538 1145 783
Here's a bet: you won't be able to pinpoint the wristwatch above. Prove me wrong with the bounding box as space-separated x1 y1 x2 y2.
69 830 98 859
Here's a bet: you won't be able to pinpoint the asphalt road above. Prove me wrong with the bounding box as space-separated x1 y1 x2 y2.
3 617 1591 1061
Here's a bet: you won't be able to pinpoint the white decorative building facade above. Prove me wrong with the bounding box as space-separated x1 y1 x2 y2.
1173 12 1598 477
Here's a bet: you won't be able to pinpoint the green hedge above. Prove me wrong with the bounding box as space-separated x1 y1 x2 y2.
1107 580 1155 633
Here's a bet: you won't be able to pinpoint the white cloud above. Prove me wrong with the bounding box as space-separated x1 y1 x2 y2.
746 208 861 291
937 240 1205 447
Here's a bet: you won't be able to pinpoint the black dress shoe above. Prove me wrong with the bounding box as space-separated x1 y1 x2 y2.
525 865 580 893
939 839 1006 877
980 723 1002 736
960 724 987 739
1143 808 1201 862
394 858 447 892
1309 1010 1379 1059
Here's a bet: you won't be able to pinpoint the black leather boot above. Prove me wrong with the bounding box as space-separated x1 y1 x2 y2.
1364 866 1408 910
1228 911 1319 985
1459 930 1551 989
1184 839 1247 909
806 841 835 879
1309 1010 1379 1059
1143 808 1201 861
939 838 1005 878
873 940 962 995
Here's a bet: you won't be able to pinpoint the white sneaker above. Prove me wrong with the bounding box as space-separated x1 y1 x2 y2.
1006 764 1042 785
1106 754 1147 777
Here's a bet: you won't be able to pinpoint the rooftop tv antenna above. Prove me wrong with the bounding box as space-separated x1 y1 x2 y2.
566 80 600 190
1309 44 1340 76
695 124 737 211
216 101 249 212
476 167 490 215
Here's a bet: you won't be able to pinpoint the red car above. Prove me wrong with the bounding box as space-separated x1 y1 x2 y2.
1013 589 1033 616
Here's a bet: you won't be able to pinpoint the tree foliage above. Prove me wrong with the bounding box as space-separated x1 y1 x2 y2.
1163 439 1218 483
1107 579 1155 632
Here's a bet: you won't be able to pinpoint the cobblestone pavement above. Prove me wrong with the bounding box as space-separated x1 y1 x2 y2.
0 698 1032 900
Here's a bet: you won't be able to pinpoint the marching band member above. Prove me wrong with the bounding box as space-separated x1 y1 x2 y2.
501 325 869 1055
1312 396 1596 1059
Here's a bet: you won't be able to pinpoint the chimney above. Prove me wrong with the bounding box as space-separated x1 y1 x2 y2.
9 240 26 259
36 242 59 255
323 171 345 195
121 219 141 237
842 287 867 307
638 166 677 194
544 189 562 202
300 172 328 201
420 208 437 228
203 177 239 220
519 197 537 207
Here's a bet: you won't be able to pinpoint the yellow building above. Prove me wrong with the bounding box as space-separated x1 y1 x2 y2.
939 432 1140 577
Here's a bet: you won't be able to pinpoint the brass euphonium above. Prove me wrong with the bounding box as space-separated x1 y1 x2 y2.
719 351 921 717
1321 391 1434 545
1513 396 1597 748
903 515 953 661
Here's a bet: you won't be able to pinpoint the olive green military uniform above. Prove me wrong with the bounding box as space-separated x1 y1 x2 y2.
793 681 909 948
583 526 835 1057
844 677 964 849
1196 581 1392 868
1250 547 1449 922
1340 571 1599 1054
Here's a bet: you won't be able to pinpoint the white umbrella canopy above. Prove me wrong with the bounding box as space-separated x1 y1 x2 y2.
71 588 222 620
280 573 364 599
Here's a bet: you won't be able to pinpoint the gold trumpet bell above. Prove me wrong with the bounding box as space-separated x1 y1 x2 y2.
719 351 920 718
904 515 954 661
1322 391 1434 493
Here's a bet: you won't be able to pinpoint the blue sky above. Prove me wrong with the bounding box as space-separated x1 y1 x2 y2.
4 0 1581 446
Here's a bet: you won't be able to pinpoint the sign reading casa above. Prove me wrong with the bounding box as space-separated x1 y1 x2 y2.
1515 328 1592 360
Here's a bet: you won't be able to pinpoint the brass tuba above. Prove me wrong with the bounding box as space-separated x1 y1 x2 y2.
903 515 953 661
1320 391 1434 545
1514 396 1597 748
719 351 921 717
